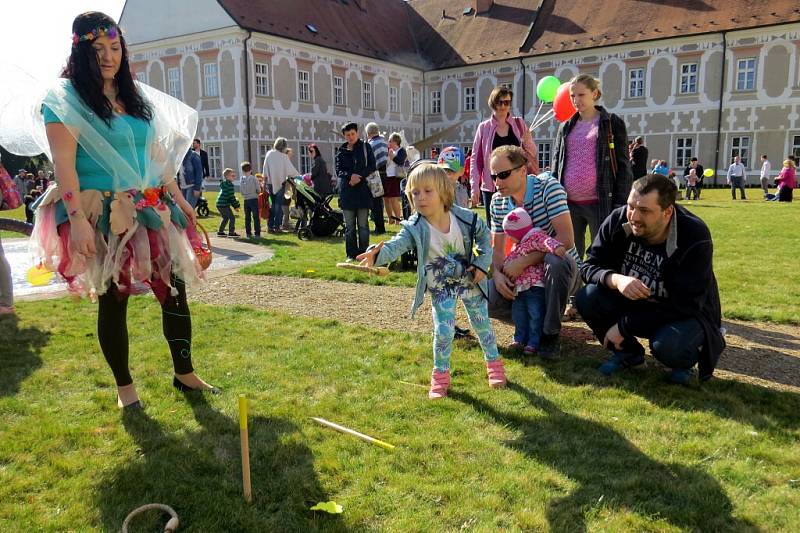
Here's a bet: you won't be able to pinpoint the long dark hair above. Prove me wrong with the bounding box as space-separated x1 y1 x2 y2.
62 11 152 126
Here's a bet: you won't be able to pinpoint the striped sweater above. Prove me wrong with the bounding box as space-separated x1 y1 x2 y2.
216 179 240 209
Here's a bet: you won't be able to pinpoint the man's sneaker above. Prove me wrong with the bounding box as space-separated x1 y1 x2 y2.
216 232 227 237
229 232 241 237
668 368 695 385
598 351 645 376
429 369 451 399
508 341 523 352
539 334 561 361
454 325 471 339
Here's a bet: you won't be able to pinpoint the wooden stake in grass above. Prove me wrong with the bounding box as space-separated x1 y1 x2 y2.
238 395 253 504
311 417 396 450
335 262 390 276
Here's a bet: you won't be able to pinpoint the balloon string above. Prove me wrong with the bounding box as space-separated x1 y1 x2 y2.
528 101 545 131
530 109 555 131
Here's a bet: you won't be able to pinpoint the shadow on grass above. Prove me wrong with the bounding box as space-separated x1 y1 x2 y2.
538 336 800 436
0 314 50 396
723 320 799 347
451 383 758 532
96 395 345 532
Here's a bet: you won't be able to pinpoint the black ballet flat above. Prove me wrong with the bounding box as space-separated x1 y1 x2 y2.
172 376 221 395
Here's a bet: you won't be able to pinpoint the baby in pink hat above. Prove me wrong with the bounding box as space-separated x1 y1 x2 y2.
502 207 566 357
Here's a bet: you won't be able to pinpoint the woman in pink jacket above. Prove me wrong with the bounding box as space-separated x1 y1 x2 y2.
470 86 538 221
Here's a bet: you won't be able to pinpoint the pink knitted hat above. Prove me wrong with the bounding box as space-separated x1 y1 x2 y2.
502 207 533 242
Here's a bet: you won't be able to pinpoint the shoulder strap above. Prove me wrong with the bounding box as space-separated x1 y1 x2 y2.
607 115 618 178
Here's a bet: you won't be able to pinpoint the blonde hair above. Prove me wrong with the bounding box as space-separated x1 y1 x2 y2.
404 163 454 213
570 73 602 100
223 167 236 178
388 132 402 146
784 159 796 168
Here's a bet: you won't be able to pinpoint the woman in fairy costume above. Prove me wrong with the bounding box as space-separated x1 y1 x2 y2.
31 12 218 408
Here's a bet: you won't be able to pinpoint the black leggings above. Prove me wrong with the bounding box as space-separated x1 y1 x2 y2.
97 277 194 386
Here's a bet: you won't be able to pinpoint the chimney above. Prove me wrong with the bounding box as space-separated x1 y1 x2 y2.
473 0 493 13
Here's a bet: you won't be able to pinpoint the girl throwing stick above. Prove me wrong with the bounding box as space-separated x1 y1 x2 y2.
358 163 505 399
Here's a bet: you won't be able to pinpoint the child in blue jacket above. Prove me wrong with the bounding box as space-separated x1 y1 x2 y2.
358 163 504 399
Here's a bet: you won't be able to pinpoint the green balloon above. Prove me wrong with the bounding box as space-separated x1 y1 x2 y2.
536 76 561 103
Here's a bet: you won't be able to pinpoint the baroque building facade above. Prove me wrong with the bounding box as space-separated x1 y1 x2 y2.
121 0 800 183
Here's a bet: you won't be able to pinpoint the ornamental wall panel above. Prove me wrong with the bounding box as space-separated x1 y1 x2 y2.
220 50 236 108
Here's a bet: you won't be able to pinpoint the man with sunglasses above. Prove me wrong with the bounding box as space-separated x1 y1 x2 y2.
487 145 580 360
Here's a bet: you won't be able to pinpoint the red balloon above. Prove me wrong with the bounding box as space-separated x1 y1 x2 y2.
553 82 576 122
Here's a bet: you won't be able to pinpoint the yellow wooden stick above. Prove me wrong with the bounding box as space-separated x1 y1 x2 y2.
311 417 396 450
335 262 390 276
239 395 253 503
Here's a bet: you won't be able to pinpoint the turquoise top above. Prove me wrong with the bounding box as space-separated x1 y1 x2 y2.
43 96 155 191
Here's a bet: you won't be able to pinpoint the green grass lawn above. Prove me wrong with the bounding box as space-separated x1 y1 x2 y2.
2 299 799 531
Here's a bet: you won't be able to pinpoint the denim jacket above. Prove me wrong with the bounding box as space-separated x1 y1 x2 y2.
375 204 492 317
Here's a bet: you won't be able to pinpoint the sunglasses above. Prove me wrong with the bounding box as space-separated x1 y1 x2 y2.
495 99 512 107
490 164 524 181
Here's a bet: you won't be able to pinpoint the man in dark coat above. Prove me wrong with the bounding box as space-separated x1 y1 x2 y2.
193 138 210 180
575 174 724 385
630 136 649 179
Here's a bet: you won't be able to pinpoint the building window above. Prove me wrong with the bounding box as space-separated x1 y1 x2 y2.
675 137 694 167
389 86 398 112
537 142 551 170
736 58 756 91
207 144 222 179
628 68 645 98
300 145 311 174
792 135 800 159
730 136 750 167
167 68 181 99
679 63 697 94
333 76 344 105
362 81 373 109
255 62 270 97
297 70 310 101
203 63 219 97
135 70 148 85
463 86 476 112
412 90 420 114
259 144 269 166
430 90 441 114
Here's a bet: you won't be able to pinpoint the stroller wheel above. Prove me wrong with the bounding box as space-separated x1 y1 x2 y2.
335 228 345 238
298 228 312 240
196 205 209 218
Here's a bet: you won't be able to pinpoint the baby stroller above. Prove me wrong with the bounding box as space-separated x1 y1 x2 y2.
195 195 210 218
285 177 345 240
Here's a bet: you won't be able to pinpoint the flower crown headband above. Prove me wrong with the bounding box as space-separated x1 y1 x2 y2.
72 25 119 46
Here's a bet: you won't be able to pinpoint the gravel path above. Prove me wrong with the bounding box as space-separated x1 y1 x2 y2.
190 273 800 393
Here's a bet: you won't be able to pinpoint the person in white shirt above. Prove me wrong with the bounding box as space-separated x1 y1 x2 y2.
727 155 747 200
262 137 299 233
759 154 771 198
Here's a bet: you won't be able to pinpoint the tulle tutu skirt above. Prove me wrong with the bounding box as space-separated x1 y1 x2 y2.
30 185 204 302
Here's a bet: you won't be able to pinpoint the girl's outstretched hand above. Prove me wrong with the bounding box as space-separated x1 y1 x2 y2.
467 266 485 284
356 241 384 267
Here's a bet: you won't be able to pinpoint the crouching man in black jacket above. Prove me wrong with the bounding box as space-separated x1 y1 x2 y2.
575 174 725 384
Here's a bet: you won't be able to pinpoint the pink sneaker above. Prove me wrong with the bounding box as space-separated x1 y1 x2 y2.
486 359 507 389
428 369 450 399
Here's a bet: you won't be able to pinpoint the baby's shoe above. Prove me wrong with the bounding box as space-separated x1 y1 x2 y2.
486 359 507 389
429 369 451 399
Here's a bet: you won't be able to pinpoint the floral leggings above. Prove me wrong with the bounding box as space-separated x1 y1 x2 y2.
430 287 499 372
